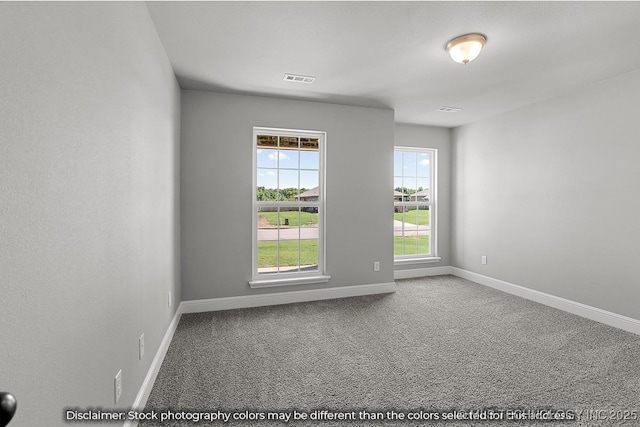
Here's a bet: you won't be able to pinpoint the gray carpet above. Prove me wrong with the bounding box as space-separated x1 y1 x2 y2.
142 275 640 426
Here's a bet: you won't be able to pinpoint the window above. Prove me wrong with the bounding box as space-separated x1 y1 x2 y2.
394 147 437 262
251 127 329 287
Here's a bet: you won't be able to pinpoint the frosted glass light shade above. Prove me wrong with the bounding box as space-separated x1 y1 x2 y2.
446 33 487 64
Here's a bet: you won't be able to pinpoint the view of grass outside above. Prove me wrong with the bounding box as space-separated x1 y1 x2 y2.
395 235 430 256
257 210 319 271
259 211 318 227
257 240 318 269
394 209 430 225
394 208 431 256
259 208 430 265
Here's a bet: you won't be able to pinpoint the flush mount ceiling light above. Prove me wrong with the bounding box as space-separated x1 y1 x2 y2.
445 33 487 65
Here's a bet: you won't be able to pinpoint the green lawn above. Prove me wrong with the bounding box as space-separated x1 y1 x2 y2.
394 235 430 256
394 209 430 225
259 211 318 227
258 239 318 268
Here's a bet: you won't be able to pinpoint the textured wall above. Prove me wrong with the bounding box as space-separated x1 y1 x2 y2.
0 3 181 425
180 91 394 300
451 69 640 320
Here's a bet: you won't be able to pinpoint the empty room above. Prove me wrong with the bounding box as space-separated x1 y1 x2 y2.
2 1 640 426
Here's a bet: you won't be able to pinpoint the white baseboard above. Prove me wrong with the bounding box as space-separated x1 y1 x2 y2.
451 267 640 336
181 282 398 314
394 266 453 280
124 305 183 427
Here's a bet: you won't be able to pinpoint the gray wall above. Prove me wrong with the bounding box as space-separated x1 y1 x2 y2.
451 69 640 321
394 124 451 270
0 3 181 425
181 91 394 300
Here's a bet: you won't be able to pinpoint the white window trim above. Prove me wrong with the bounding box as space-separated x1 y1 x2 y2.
250 127 329 288
393 146 438 263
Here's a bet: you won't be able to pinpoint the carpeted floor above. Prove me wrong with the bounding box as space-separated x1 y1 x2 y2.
141 275 640 426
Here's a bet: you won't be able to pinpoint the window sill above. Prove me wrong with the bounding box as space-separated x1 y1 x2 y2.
394 257 442 266
249 275 331 289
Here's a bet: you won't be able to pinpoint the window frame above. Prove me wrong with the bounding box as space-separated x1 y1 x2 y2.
393 146 440 264
250 127 329 288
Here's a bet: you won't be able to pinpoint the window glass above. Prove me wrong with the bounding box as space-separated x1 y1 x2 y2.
394 148 436 259
254 129 324 278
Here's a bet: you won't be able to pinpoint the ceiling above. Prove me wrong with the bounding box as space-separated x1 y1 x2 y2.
146 1 640 128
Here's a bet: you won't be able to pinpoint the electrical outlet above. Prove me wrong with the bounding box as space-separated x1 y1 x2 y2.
139 334 145 360
373 261 380 272
168 291 172 308
481 256 487 265
114 370 122 403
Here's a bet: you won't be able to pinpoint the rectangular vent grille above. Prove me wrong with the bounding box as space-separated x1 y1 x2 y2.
437 106 462 113
284 73 315 84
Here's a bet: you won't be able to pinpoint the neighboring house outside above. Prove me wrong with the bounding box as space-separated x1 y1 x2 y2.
412 188 430 211
395 189 430 212
411 188 430 202
298 186 319 202
394 190 408 212
394 190 408 202
298 187 319 212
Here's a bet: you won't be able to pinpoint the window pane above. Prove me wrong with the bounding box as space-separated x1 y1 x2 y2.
415 178 431 202
278 208 300 273
394 151 403 176
278 148 299 169
300 206 319 272
394 176 403 190
417 152 430 177
300 206 319 227
257 169 278 201
257 208 278 274
405 209 420 257
394 208 403 256
277 208 299 227
399 209 417 256
257 207 320 274
300 170 319 193
300 239 319 272
257 135 278 148
300 149 319 170
403 152 417 177
417 178 429 199
417 206 431 255
406 208 419 227
279 136 299 150
394 206 431 257
257 148 278 169
300 137 319 150
279 169 298 199
403 177 418 198
419 205 431 227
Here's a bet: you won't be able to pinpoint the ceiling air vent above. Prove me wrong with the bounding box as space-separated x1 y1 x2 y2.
284 73 315 84
437 106 462 113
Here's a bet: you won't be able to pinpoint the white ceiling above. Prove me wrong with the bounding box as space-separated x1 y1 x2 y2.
146 1 640 128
